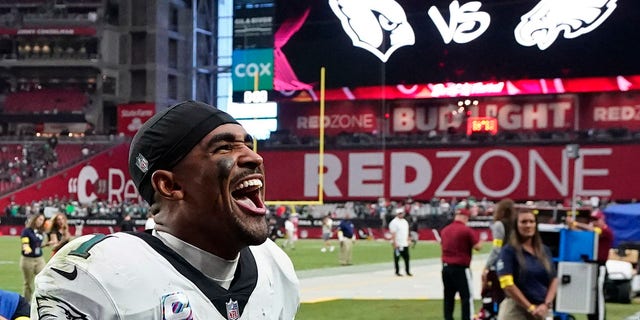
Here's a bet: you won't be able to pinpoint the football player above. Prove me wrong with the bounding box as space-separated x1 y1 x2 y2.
32 101 300 319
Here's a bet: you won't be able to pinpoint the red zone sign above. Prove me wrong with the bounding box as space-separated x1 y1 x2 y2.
0 143 638 207
279 92 640 135
260 144 638 201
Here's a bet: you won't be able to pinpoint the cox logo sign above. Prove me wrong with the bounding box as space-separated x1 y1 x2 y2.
234 62 271 78
232 48 274 91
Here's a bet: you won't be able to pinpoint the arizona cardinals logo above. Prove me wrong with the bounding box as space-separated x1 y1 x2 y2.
515 0 617 50
329 0 415 62
36 295 89 320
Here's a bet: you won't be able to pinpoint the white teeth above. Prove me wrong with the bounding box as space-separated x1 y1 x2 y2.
233 178 263 191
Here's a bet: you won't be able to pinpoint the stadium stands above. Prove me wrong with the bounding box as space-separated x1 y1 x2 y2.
4 88 88 114
0 136 121 195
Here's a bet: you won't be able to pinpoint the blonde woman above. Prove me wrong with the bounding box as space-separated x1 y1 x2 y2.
47 212 72 255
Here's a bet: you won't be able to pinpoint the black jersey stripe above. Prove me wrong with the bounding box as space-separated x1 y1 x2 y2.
128 231 258 318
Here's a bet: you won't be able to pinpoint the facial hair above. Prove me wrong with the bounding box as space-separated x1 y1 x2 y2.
218 157 269 246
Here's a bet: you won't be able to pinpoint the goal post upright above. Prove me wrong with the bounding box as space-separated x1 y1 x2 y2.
318 66 325 204
265 67 326 207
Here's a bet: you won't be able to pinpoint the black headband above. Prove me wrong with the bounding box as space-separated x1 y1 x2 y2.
128 100 239 204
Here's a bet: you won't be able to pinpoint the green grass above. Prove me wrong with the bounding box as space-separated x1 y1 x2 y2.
298 299 436 320
0 236 53 293
273 238 482 270
1 236 638 319
296 299 640 320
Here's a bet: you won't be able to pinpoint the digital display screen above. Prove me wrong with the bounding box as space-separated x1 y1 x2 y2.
467 116 498 135
275 0 638 90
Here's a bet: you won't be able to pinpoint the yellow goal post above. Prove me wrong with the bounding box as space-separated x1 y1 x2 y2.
260 67 326 207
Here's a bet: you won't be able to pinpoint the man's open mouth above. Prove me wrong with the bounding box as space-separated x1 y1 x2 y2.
232 178 266 213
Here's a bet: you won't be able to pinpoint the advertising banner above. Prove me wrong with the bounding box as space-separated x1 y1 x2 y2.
261 144 639 202
0 27 97 35
117 103 155 137
2 143 638 208
0 143 139 209
232 48 274 91
278 95 577 135
278 100 381 136
233 3 274 49
579 92 640 131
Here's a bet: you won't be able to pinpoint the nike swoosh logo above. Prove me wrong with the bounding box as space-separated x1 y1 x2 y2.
51 266 78 281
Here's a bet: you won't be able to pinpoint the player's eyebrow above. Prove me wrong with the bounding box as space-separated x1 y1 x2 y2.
204 132 253 148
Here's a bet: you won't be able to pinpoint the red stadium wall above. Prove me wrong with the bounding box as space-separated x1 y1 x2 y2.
261 144 638 202
0 142 639 207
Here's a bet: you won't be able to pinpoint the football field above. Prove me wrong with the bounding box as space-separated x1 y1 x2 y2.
1 236 638 319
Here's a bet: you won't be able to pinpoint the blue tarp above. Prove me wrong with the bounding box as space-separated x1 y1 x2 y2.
603 203 640 247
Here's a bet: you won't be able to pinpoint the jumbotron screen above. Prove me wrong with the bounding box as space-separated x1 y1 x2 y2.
274 0 638 90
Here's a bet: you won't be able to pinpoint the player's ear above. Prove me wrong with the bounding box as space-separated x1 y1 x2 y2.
151 170 184 201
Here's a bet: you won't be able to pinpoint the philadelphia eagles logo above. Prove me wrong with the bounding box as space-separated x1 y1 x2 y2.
36 295 89 320
515 0 617 50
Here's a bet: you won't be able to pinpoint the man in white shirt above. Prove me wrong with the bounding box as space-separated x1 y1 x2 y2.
389 208 412 276
32 101 300 319
282 215 297 250
321 214 335 252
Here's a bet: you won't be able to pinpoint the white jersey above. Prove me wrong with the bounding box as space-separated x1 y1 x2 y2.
389 217 410 247
32 232 299 319
144 217 156 231
284 220 294 233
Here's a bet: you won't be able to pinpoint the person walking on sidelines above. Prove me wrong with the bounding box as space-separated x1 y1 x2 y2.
282 214 297 250
389 208 412 276
566 209 613 320
440 208 482 320
337 214 356 265
321 214 335 253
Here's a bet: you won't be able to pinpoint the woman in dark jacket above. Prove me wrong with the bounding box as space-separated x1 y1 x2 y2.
19 213 47 301
497 210 558 320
